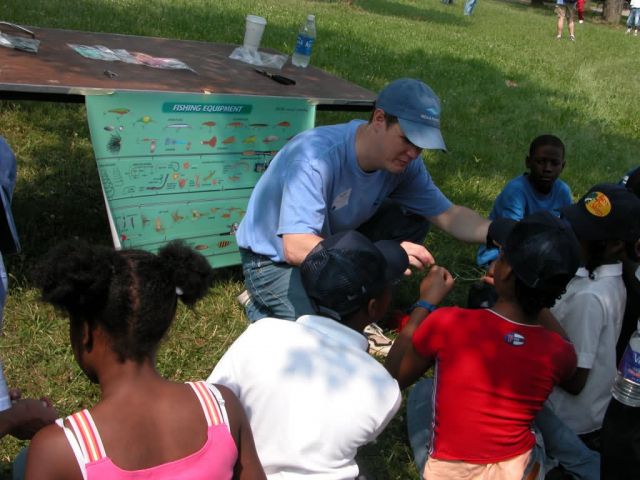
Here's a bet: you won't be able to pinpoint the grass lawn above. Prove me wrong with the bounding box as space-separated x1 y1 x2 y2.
0 0 637 478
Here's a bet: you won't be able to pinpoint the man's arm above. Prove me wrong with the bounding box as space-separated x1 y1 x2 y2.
282 233 323 266
385 266 455 389
429 205 490 244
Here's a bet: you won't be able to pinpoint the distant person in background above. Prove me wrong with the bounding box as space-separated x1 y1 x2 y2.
576 0 585 23
626 0 640 35
26 241 265 480
469 134 572 309
556 0 577 40
464 0 479 16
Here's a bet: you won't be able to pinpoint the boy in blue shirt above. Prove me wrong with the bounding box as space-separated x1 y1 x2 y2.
470 135 572 308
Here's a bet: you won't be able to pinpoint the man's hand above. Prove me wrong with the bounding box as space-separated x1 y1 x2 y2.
6 398 58 440
400 241 435 275
418 265 455 305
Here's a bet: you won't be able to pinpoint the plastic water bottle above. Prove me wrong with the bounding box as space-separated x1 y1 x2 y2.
292 14 316 68
612 326 640 407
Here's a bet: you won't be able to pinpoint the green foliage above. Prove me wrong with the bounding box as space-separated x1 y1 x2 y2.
0 0 637 477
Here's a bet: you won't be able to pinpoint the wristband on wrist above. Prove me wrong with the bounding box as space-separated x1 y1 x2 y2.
408 299 438 313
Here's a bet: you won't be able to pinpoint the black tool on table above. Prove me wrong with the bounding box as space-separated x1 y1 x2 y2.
254 68 296 85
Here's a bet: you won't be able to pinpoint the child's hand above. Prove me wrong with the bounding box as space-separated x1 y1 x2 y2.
481 260 497 286
418 265 455 306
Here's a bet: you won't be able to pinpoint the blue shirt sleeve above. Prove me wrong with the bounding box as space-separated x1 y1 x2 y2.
388 160 452 219
476 177 527 266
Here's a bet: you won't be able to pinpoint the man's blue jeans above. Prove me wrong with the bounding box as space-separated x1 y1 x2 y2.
240 248 316 322
241 201 429 322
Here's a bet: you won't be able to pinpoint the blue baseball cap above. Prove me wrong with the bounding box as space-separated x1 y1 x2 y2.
376 78 446 151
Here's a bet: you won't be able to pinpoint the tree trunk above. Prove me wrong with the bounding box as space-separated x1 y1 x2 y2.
602 0 625 23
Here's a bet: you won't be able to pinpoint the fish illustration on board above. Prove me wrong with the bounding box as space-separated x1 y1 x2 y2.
201 136 217 148
165 123 192 130
108 108 130 116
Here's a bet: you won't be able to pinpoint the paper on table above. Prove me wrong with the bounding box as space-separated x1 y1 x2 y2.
0 32 39 53
229 46 287 70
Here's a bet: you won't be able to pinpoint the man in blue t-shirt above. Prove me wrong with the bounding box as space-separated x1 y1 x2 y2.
236 78 490 323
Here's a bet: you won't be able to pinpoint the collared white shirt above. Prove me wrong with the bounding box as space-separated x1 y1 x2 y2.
547 263 626 434
208 315 401 479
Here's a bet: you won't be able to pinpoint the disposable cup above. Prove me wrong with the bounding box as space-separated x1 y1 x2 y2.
243 15 267 51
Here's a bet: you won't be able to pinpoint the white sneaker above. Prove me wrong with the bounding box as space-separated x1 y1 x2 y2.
236 289 251 307
627 28 632 34
364 323 394 357
579 19 584 24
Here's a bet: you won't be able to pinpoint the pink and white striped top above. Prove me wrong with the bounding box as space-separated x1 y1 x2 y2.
56 381 237 479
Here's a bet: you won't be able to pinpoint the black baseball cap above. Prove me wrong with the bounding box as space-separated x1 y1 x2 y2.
488 211 580 289
561 183 640 243
300 230 409 317
619 166 640 199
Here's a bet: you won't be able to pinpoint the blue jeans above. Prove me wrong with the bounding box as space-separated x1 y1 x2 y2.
535 405 601 480
407 378 550 480
464 0 478 15
12 447 27 480
241 201 429 322
407 378 434 477
628 8 640 28
240 248 316 322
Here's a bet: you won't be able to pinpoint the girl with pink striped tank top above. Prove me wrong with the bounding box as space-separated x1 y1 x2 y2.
25 241 265 480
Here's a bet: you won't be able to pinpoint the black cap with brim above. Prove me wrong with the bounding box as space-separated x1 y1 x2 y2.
487 217 517 249
561 183 640 243
488 212 580 289
300 231 409 316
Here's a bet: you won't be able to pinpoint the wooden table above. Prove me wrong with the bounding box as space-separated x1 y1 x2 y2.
0 26 375 111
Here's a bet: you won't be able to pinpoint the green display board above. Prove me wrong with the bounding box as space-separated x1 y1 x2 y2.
86 92 316 268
